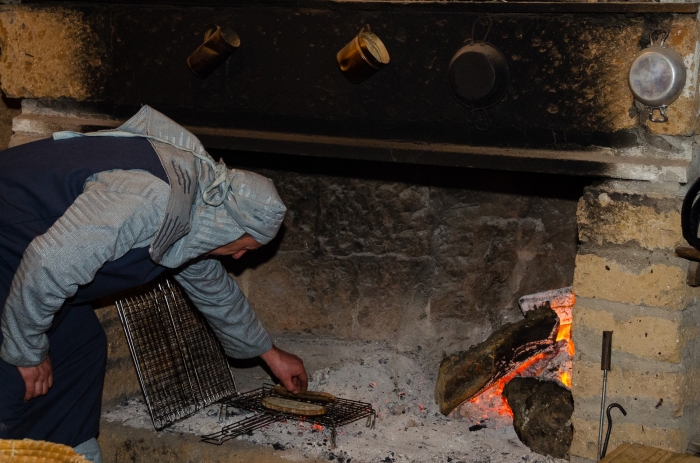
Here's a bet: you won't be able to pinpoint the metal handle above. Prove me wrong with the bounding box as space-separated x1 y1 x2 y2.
601 331 613 371
471 16 493 43
601 403 627 459
649 107 669 123
649 29 669 47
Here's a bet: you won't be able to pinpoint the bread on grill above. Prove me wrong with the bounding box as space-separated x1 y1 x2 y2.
272 385 336 403
262 396 327 416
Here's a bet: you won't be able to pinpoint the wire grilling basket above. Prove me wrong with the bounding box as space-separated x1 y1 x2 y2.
201 384 376 448
115 278 376 448
115 279 238 430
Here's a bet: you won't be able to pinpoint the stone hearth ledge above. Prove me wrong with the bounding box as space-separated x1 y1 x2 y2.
97 419 327 463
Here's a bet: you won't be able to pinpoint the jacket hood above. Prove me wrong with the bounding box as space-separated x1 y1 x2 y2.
157 164 286 268
53 105 287 268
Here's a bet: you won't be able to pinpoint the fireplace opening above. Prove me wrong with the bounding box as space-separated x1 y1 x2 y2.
100 152 591 462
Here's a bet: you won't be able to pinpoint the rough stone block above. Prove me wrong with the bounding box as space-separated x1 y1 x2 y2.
430 216 547 320
0 6 108 99
315 177 433 258
234 253 435 343
573 254 699 310
577 186 683 251
570 295 700 462
572 360 684 408
232 254 359 338
573 302 684 362
574 395 684 431
257 169 320 254
571 417 687 461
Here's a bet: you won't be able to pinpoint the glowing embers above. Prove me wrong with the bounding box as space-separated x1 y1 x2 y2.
456 287 576 427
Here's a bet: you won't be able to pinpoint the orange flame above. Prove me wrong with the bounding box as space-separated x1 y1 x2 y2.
552 295 575 359
560 370 571 388
311 423 323 432
467 293 577 417
469 352 549 417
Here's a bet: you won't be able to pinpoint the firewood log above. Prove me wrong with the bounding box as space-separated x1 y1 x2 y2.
435 304 559 415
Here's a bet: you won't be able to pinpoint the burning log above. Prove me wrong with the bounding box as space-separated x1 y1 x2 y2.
434 305 559 415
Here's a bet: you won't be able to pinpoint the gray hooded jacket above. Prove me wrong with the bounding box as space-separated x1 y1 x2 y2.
0 106 286 367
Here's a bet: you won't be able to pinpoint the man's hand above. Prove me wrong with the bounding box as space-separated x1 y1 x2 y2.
17 356 53 401
260 345 308 393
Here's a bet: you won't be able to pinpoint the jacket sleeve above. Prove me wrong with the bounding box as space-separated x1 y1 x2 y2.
0 170 169 367
172 258 272 359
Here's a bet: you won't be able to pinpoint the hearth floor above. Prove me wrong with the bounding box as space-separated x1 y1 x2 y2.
102 335 568 463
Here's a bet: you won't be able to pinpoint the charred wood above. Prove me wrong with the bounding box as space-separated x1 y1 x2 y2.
503 377 574 459
434 305 558 415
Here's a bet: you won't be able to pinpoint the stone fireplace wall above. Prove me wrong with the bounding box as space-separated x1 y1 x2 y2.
570 181 700 461
223 155 583 351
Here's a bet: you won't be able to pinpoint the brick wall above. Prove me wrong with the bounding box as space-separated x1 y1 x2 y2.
570 180 700 461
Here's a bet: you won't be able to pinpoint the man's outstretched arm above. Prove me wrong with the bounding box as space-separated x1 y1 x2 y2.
172 259 308 392
260 345 308 393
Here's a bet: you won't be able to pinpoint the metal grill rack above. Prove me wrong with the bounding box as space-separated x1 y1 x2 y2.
201 384 376 448
115 279 238 430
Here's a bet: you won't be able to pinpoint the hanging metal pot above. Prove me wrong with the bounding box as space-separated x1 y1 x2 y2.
448 42 509 109
447 17 509 131
628 30 687 123
448 17 509 111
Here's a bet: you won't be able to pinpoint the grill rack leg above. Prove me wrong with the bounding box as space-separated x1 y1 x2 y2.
201 413 283 444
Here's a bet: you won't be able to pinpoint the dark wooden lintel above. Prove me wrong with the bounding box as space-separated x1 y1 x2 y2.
10 109 695 182
330 1 700 14
19 1 700 14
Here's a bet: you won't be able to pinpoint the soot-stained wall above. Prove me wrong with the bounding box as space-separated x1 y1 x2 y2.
222 153 588 351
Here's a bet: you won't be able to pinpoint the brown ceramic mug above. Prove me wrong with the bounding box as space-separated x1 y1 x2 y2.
187 26 240 78
336 25 390 84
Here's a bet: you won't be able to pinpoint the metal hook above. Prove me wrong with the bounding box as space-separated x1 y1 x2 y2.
649 106 669 123
649 29 669 47
473 108 493 131
601 403 627 459
471 16 493 44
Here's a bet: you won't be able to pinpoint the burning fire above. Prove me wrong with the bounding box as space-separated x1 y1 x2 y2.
468 352 549 418
467 293 576 418
560 370 571 388
552 292 576 358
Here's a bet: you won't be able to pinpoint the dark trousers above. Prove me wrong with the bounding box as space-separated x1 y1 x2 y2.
0 304 107 447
